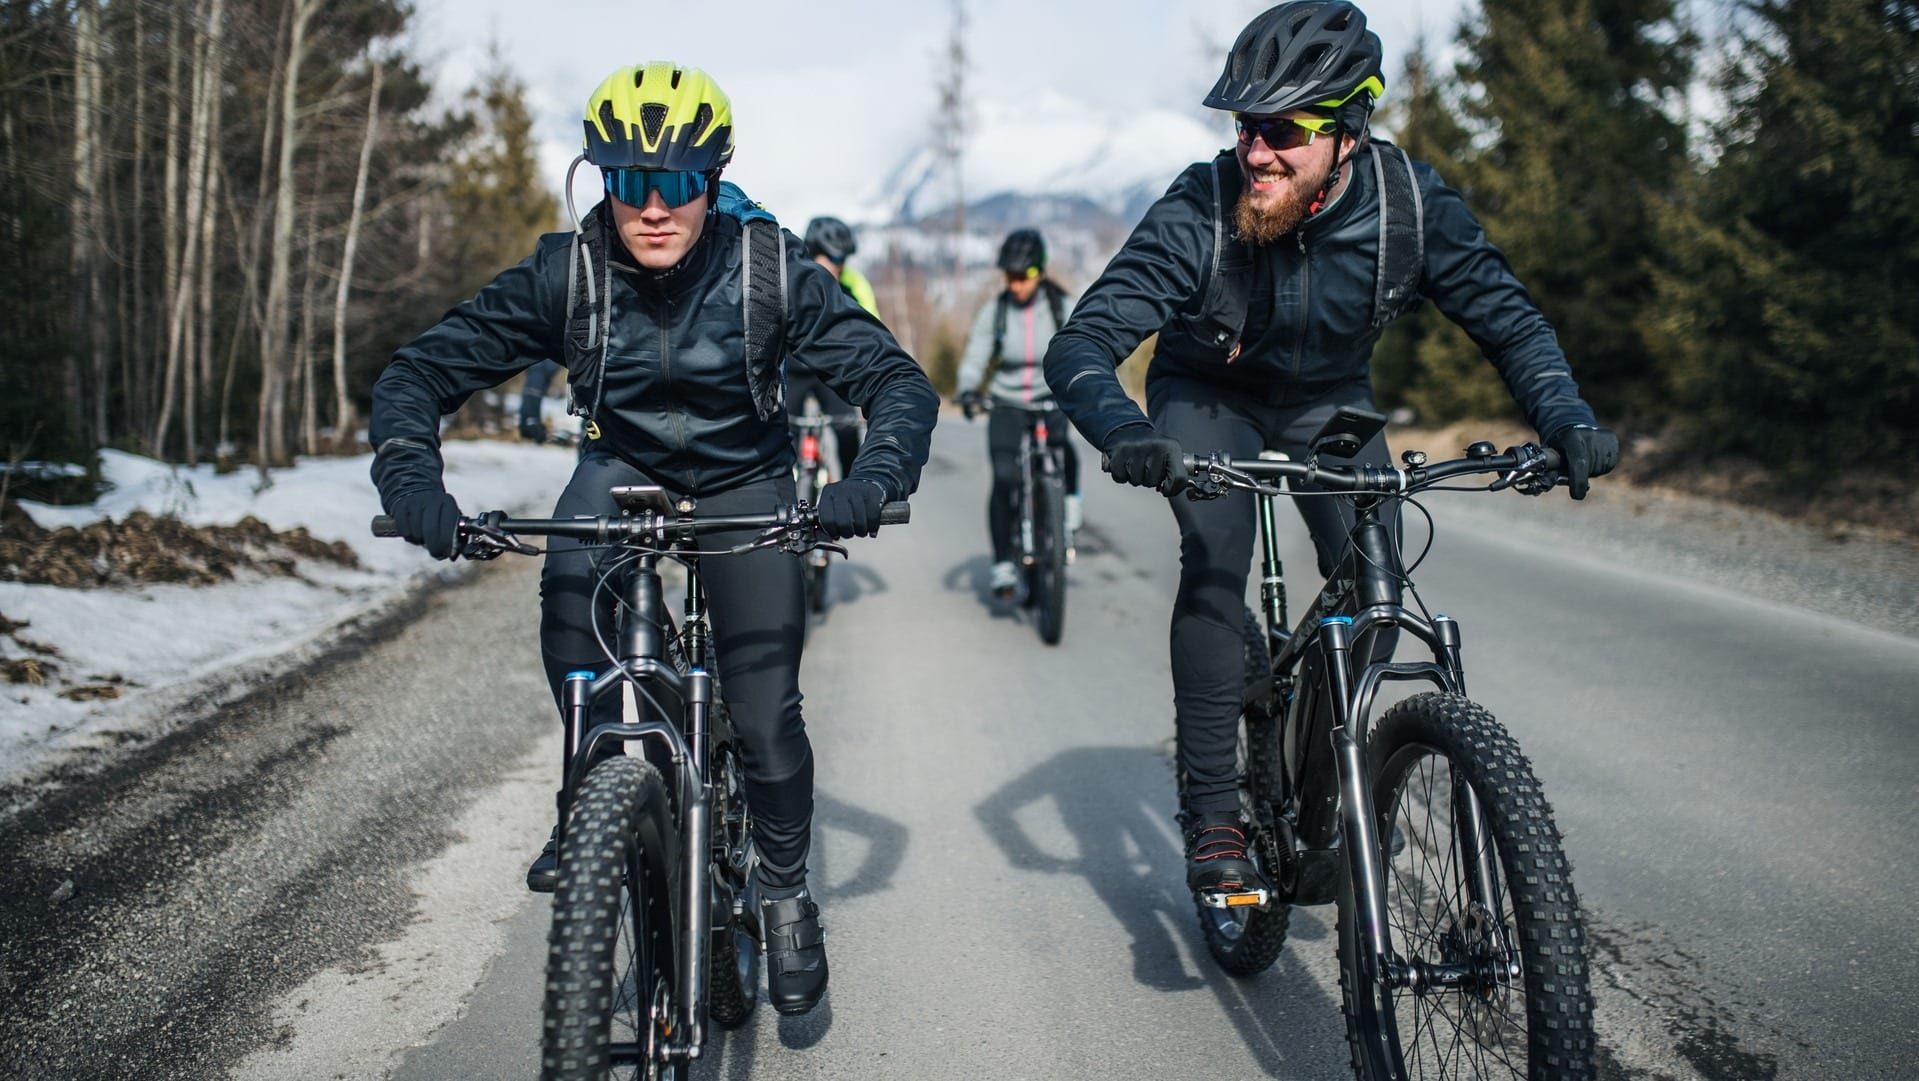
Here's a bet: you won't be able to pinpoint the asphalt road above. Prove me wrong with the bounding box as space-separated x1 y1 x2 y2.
3 423 1916 1080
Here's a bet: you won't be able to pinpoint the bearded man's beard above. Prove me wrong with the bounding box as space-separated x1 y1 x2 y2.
1234 156 1336 244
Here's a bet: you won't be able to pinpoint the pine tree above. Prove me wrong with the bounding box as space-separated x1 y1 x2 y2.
1367 33 1512 423
1433 0 1696 423
440 60 560 299
1654 0 1919 479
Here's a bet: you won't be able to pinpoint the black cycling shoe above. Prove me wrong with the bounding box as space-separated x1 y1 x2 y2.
526 826 559 894
761 893 828 1015
1186 814 1273 906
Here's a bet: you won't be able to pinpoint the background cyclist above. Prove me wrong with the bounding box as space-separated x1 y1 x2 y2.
368 62 937 1016
954 228 1081 599
787 215 879 482
1042 1 1618 901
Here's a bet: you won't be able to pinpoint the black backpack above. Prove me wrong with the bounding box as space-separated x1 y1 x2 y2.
1188 139 1425 356
562 205 789 434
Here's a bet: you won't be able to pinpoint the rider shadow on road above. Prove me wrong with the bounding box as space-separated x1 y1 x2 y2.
973 744 1341 1077
806 560 888 634
696 787 909 1075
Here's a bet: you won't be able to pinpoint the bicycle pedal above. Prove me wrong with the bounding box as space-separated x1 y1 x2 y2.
1197 886 1272 910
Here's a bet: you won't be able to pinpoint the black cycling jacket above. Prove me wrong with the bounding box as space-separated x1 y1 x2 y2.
369 206 937 508
1043 142 1599 450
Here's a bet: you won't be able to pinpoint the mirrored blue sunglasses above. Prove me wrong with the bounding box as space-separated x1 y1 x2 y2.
602 168 710 209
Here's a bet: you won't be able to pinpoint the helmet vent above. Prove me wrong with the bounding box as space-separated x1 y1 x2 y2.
640 102 667 143
690 103 713 141
1257 39 1280 81
598 99 621 138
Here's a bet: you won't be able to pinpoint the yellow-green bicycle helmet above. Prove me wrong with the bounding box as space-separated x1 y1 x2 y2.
583 62 734 172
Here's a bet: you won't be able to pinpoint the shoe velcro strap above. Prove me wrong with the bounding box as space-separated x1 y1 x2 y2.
763 898 824 949
1192 825 1249 861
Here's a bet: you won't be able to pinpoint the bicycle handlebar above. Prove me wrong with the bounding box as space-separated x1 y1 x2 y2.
370 501 910 544
1181 443 1564 495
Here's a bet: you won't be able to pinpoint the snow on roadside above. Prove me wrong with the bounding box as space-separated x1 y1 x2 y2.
0 440 576 793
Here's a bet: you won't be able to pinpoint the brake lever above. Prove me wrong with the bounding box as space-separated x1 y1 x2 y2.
459 513 539 560
1492 442 1560 496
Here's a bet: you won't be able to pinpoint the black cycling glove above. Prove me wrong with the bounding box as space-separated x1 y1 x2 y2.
390 490 462 560
957 389 984 420
815 478 886 540
1103 424 1190 494
518 416 548 444
1550 426 1620 501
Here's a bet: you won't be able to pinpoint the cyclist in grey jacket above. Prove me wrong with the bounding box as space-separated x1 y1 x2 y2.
955 229 1081 597
1043 1 1618 900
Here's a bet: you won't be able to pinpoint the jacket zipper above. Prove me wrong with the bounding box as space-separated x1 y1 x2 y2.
661 297 689 454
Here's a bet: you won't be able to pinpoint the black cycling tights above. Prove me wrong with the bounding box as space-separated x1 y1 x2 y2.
539 453 813 891
1148 375 1401 818
985 404 1080 564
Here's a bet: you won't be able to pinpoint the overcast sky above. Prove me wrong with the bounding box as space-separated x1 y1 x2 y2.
409 0 1473 225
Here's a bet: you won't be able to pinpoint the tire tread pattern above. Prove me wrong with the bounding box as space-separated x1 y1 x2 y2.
1337 691 1595 1080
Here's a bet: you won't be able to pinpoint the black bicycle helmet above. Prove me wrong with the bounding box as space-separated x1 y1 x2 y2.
1202 1 1384 130
996 228 1047 274
803 216 858 262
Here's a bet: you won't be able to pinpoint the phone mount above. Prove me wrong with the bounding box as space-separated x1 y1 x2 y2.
1307 406 1388 460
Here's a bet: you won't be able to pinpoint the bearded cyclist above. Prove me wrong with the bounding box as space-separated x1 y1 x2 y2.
1043 1 1618 902
954 228 1082 598
368 62 938 1016
787 215 880 481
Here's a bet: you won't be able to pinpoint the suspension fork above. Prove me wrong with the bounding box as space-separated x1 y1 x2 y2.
1321 614 1407 1073
678 663 715 1053
1320 617 1392 968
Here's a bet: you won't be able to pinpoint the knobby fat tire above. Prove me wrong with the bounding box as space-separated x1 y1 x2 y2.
541 758 682 1081
1337 692 1594 1081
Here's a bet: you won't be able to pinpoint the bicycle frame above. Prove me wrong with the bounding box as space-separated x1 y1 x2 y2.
1250 479 1510 1076
556 547 730 1066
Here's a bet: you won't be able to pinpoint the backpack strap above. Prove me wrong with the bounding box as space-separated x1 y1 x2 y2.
740 217 788 421
1369 141 1425 327
1043 279 1067 332
1193 150 1254 355
562 209 612 436
990 291 1010 365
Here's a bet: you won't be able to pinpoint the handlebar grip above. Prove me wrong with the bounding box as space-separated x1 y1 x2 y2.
371 515 399 538
880 502 911 526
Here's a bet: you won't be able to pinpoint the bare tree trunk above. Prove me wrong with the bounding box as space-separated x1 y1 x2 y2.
66 0 102 447
189 154 221 466
330 54 382 453
129 0 147 452
160 0 183 442
224 0 289 466
257 0 318 480
153 0 223 458
298 207 319 456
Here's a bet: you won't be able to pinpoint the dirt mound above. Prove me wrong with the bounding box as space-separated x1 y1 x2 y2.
0 506 360 589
